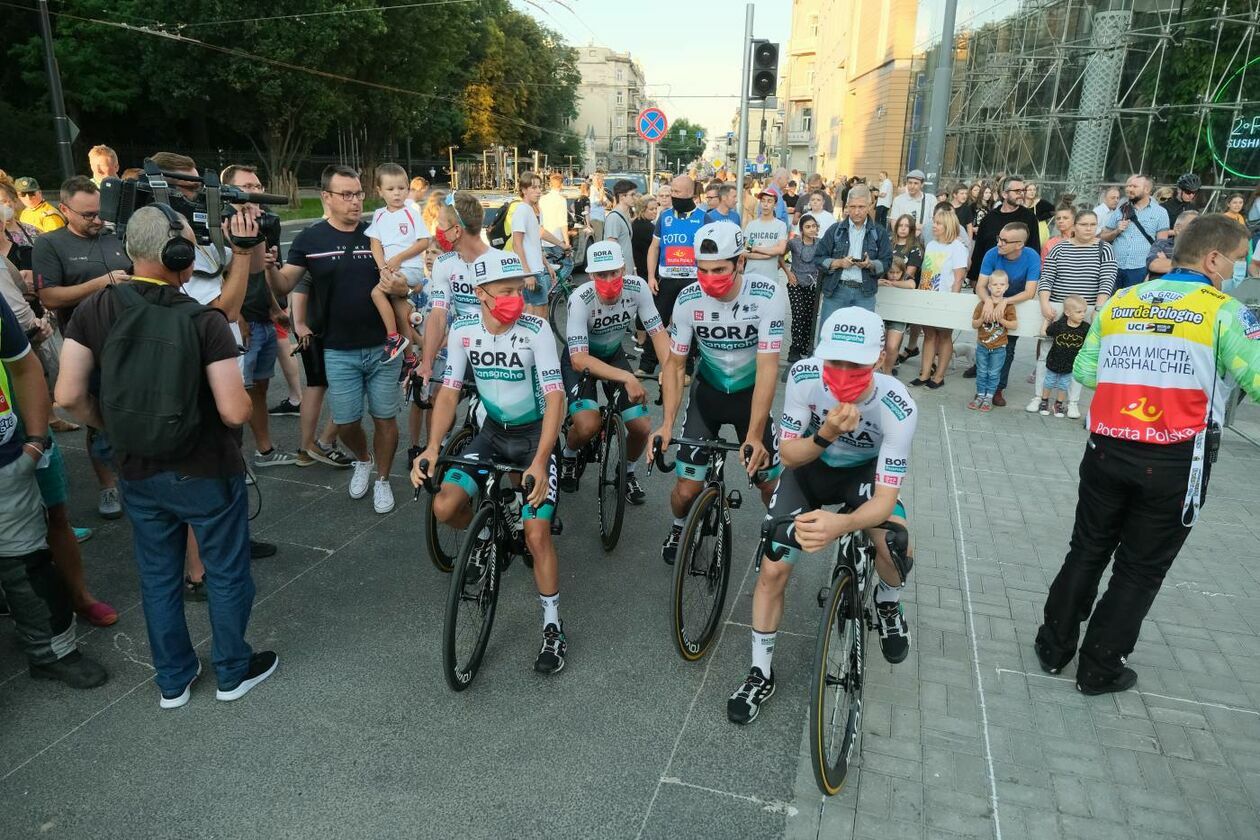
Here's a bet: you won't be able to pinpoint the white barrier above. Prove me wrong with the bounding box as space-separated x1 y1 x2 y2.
872 286 1049 337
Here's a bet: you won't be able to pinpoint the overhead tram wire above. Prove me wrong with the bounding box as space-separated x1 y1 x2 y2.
0 0 580 142
169 0 479 29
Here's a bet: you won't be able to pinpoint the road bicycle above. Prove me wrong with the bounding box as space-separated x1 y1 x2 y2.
648 435 754 662
563 370 632 550
418 454 543 692
421 388 482 574
546 257 578 346
754 512 909 795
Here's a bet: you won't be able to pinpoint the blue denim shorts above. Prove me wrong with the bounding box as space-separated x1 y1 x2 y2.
241 321 278 385
1043 370 1073 393
324 346 403 424
523 272 551 306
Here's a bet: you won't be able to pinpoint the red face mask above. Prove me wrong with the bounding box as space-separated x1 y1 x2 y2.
822 365 873 403
594 274 623 301
487 291 525 325
698 271 735 299
435 226 457 252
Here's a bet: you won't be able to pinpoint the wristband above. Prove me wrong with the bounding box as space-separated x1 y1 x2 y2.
813 430 834 448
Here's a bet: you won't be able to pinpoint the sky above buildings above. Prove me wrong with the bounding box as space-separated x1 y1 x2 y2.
515 0 792 142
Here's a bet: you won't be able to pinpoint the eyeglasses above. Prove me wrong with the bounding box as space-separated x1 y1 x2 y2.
1005 187 1026 194
62 206 101 221
997 237 1024 246
19 192 36 197
324 190 365 202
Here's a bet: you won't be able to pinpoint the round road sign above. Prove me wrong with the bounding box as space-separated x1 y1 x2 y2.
637 108 669 144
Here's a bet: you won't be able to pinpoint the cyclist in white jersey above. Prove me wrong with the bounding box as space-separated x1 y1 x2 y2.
651 222 788 565
411 250 570 675
418 192 494 402
728 308 917 724
559 241 669 503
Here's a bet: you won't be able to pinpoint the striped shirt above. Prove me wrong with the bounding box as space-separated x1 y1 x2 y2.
1040 239 1118 302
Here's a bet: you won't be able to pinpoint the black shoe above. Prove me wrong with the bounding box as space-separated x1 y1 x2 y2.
625 473 646 505
727 666 775 724
29 650 109 689
662 523 684 566
268 398 300 416
1077 667 1137 696
250 540 277 559
963 364 977 379
534 622 568 675
1034 635 1073 675
558 456 579 492
875 601 911 664
216 651 279 701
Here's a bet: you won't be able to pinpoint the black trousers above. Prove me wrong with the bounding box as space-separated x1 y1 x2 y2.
786 283 819 361
1037 434 1208 686
639 276 692 375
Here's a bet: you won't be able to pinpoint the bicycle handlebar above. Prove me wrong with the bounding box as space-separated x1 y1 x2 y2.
415 455 537 498
648 435 754 482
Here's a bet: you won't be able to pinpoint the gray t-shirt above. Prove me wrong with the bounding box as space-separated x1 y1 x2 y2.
603 209 635 275
31 227 132 323
743 217 788 279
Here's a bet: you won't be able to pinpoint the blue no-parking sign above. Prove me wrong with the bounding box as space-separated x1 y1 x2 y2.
637 108 669 144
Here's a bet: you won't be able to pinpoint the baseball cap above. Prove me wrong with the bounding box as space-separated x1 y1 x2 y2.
586 240 625 272
816 308 886 365
473 249 528 286
694 222 746 261
14 177 39 193
756 187 778 199
906 169 925 182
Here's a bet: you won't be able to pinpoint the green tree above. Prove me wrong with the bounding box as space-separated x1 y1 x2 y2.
656 118 708 170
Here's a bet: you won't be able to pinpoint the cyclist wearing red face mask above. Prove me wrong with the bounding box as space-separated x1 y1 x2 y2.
727 307 917 725
652 223 788 566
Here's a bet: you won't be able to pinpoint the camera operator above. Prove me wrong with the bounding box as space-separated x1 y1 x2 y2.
1036 214 1260 695
220 164 296 470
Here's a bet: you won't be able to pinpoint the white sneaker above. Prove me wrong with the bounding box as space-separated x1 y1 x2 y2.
373 478 395 514
1067 402 1081 420
1025 396 1042 413
349 459 374 499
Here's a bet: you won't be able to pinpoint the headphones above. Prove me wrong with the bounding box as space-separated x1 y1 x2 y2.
151 203 196 272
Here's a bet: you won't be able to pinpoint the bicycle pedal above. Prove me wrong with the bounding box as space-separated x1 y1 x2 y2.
726 489 742 510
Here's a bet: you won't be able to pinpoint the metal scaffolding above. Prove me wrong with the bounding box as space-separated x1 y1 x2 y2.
905 0 1260 204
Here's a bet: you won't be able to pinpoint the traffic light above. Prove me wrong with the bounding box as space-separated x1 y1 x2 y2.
748 40 779 101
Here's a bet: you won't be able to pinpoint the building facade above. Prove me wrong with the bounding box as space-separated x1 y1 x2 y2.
904 0 1260 202
573 45 651 173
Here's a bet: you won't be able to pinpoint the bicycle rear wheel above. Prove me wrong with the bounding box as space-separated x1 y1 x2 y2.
810 566 864 795
548 289 569 349
671 486 731 661
441 506 499 691
424 425 476 573
598 412 627 551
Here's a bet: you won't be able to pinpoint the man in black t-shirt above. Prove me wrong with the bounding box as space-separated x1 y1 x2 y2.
272 165 410 515
968 175 1041 283
56 206 277 707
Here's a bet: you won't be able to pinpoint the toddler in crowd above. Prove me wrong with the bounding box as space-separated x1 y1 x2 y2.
366 163 432 363
1039 294 1090 417
969 270 1017 411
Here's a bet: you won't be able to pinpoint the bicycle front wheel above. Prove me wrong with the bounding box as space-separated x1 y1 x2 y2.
598 412 627 551
671 486 732 661
810 567 864 795
441 506 499 691
548 289 568 349
424 425 476 573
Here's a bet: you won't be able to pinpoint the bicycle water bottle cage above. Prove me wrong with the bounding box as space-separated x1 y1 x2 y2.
726 489 743 510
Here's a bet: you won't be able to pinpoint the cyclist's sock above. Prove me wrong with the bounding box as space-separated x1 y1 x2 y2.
752 630 776 678
562 446 578 458
625 462 636 474
673 517 685 529
874 579 904 604
539 591 560 627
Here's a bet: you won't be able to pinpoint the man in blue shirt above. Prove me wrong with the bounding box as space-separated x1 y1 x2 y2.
704 184 741 226
816 185 892 322
767 168 790 227
640 174 705 375
971 222 1041 406
1101 174 1170 290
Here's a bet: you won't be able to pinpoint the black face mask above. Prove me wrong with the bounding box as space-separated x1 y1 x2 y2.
672 196 696 215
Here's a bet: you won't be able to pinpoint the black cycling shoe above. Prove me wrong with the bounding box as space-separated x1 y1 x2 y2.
727 666 775 725
558 456 580 492
1077 667 1137 696
625 473 646 506
661 523 683 566
534 622 568 675
875 601 911 664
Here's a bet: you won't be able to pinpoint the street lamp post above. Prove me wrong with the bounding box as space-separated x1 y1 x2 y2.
37 0 75 180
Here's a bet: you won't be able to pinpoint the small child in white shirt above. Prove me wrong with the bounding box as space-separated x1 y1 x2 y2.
366 163 431 363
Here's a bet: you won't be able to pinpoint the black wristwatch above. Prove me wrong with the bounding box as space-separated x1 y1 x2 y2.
813 430 834 448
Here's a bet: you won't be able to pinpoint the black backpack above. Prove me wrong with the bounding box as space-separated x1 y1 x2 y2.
99 283 207 459
486 200 519 250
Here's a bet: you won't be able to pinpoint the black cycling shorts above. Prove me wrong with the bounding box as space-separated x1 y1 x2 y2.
443 419 558 521
677 375 780 483
560 346 648 422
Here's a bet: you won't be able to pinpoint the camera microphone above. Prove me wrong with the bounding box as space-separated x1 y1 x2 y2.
219 185 289 205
